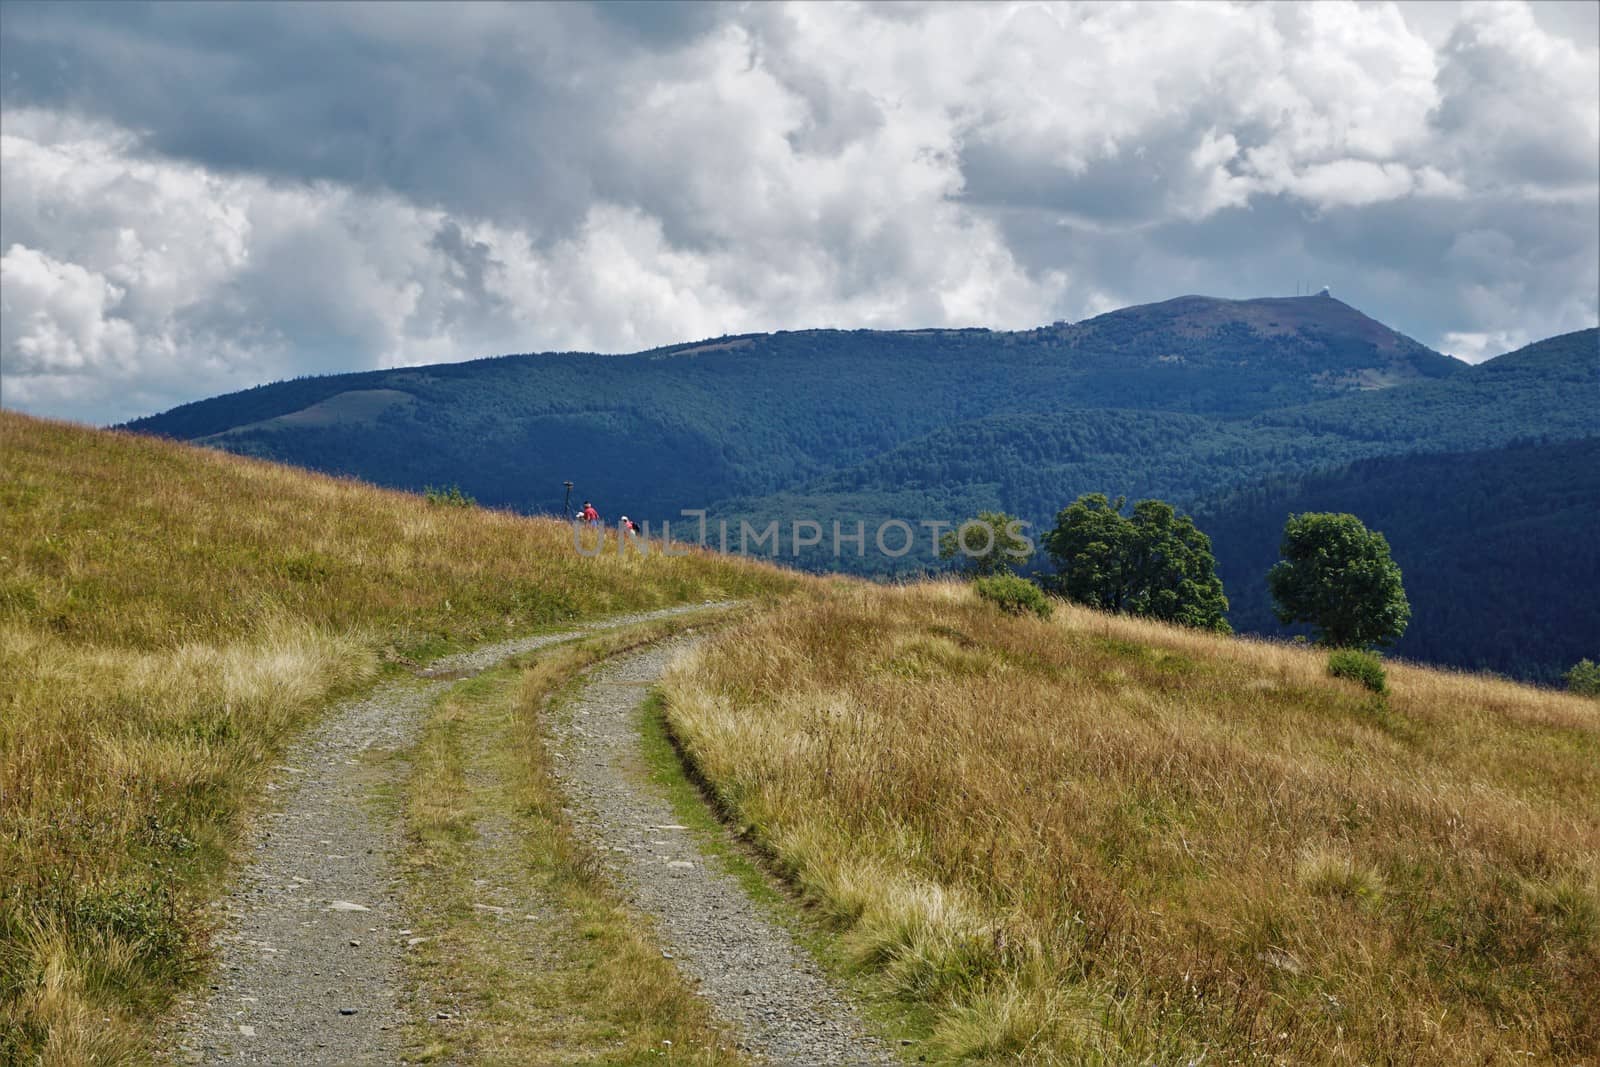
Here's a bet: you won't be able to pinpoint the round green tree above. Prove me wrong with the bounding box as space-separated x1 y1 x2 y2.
1267 512 1410 649
939 510 1034 576
1042 493 1229 631
1565 659 1600 697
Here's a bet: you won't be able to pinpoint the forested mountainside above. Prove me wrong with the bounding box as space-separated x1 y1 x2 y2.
1193 436 1600 683
127 293 1461 519
125 301 1598 679
771 328 1595 521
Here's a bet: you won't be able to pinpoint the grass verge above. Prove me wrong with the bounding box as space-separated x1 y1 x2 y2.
397 610 748 1064
636 693 930 1058
660 581 1600 1064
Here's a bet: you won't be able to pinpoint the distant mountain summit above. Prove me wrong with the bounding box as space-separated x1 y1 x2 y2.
1082 291 1407 346
1045 293 1461 389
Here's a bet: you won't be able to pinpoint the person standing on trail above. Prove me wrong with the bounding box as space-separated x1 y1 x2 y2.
581 501 600 525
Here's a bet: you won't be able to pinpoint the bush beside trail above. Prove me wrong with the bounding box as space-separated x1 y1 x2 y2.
1328 648 1388 693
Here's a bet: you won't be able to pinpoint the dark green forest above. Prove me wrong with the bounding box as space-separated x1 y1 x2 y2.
1195 437 1600 684
124 296 1599 680
125 294 1470 518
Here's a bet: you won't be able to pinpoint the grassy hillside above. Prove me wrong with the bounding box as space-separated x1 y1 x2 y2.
662 584 1600 1064
8 407 1596 1063
1196 436 1600 683
0 412 796 1062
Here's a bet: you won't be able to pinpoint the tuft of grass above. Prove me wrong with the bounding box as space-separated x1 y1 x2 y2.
1295 845 1386 905
0 412 799 1063
660 580 1600 1064
1328 648 1387 693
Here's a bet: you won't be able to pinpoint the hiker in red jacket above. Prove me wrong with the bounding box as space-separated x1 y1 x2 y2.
580 501 600 524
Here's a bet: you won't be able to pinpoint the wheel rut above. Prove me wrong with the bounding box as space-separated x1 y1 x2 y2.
166 605 728 1065
546 641 894 1066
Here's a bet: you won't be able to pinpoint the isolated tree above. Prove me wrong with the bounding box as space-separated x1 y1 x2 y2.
1267 512 1410 648
940 510 1034 576
1042 493 1229 631
1565 658 1600 698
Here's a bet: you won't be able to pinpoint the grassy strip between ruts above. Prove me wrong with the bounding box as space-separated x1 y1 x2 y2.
397 609 750 1065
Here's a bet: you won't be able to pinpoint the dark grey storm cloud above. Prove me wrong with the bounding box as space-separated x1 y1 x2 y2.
1 0 1595 423
2 2 639 235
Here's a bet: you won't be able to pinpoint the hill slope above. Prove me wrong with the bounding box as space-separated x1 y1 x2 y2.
124 293 1465 520
5 410 1597 1064
663 583 1600 1063
0 412 795 1061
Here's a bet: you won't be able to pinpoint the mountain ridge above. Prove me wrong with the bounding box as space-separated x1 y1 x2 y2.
124 292 1492 524
125 292 1459 437
119 299 1598 679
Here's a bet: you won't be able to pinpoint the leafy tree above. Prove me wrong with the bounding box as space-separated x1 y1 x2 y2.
1267 512 1409 648
939 510 1034 576
1566 659 1600 697
1198 437 1599 684
1042 493 1229 631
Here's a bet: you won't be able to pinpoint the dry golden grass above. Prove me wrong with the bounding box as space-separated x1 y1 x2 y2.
661 581 1600 1064
0 412 796 1064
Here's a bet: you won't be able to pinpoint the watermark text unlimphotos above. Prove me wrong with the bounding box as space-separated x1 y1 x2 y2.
571 509 1033 562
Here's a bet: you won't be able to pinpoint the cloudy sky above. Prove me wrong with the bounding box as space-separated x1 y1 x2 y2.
1 1 1596 425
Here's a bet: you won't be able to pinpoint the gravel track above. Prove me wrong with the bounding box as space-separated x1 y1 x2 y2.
547 642 895 1066
165 604 727 1065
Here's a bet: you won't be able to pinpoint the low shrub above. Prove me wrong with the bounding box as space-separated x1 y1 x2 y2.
1565 658 1600 697
1329 648 1387 693
974 575 1052 619
423 484 476 508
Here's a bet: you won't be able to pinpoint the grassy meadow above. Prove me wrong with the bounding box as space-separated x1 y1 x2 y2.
661 583 1600 1064
0 412 795 1063
7 407 1597 1065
